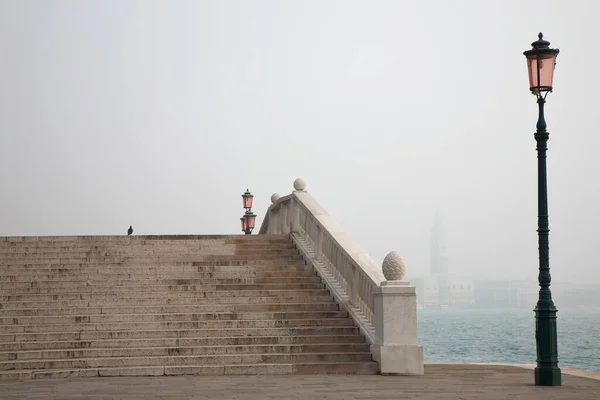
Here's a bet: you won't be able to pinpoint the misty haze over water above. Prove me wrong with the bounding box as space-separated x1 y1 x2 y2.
1 1 599 295
419 308 600 372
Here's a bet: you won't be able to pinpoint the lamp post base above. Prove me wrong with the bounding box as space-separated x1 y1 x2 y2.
534 304 561 386
535 366 562 386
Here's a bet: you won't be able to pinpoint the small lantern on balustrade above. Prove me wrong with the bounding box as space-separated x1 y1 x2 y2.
243 211 256 235
240 216 247 232
242 189 254 210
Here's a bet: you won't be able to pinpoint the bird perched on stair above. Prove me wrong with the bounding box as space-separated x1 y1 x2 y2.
127 226 133 236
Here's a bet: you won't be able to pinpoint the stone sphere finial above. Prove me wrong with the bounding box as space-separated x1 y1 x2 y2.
382 251 406 280
271 193 281 203
293 178 307 191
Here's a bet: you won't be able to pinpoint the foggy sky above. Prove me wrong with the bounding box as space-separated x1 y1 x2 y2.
1 1 598 285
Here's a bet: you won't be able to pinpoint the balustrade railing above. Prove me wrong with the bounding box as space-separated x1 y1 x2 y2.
258 179 423 374
259 180 385 342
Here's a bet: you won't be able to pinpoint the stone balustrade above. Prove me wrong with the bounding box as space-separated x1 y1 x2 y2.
259 179 424 375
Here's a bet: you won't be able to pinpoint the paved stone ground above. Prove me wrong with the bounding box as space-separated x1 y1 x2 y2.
0 364 599 400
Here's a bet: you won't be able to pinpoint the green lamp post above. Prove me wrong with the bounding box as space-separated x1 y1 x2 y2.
523 32 561 386
241 189 256 235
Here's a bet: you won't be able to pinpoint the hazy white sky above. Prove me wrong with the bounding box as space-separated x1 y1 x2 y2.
1 1 598 284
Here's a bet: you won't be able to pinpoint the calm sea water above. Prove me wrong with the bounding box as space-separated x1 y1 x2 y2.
417 308 600 372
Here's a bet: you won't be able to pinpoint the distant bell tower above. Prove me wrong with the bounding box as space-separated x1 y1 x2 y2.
430 212 448 275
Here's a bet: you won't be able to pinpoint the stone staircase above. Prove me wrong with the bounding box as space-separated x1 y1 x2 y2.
0 235 377 380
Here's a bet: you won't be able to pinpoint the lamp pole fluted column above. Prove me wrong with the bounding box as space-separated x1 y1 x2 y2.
523 32 561 386
533 96 561 386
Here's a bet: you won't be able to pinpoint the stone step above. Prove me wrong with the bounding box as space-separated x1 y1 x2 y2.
0 248 297 257
0 318 355 334
0 239 294 246
0 295 336 309
0 235 289 243
0 249 301 260
0 276 321 287
0 343 370 361
0 271 309 281
0 282 326 294
0 241 293 247
0 270 316 282
1 251 302 259
0 249 297 257
1 326 361 342
0 243 296 252
0 262 305 271
0 302 340 317
0 361 378 380
0 266 312 278
0 334 365 351
0 289 331 302
0 247 296 254
0 352 372 370
0 311 349 325
0 261 306 270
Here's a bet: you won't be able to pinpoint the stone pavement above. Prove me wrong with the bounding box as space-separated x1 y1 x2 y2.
0 364 599 400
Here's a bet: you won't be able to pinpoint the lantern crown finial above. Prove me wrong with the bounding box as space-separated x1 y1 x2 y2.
529 32 552 50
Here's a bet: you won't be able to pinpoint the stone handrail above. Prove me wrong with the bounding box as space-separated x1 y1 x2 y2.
258 179 424 375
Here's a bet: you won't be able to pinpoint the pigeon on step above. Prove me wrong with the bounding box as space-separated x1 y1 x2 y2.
127 226 133 236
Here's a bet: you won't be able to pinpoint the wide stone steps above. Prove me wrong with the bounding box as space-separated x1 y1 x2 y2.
0 235 377 379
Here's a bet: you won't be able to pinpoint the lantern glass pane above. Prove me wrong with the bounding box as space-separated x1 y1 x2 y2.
527 53 557 92
247 215 256 229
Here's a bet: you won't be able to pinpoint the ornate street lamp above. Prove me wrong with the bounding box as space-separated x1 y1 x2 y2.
240 189 256 235
523 32 561 387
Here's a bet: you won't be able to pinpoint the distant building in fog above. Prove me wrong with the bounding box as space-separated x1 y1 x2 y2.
414 213 600 309
418 274 475 309
429 212 448 275
414 213 475 309
473 280 538 308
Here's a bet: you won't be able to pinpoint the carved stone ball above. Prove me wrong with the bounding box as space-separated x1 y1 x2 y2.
293 178 307 191
271 193 281 203
382 251 406 281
